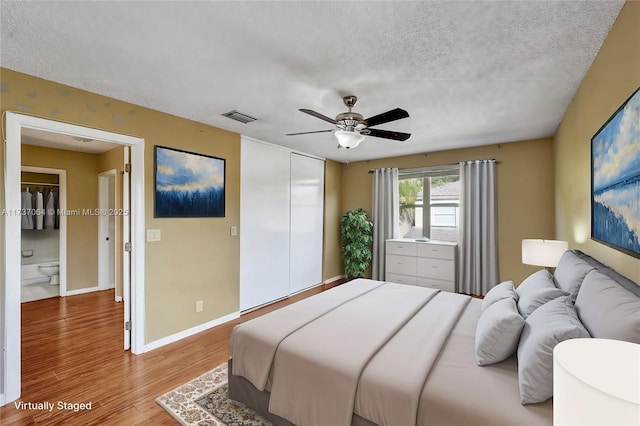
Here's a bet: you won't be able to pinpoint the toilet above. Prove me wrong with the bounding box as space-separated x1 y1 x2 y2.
38 262 60 285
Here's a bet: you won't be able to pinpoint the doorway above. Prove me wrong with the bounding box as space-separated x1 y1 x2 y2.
20 166 67 302
98 170 117 294
2 112 146 406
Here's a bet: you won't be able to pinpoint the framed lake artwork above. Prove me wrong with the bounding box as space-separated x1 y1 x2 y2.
154 146 225 218
591 87 640 258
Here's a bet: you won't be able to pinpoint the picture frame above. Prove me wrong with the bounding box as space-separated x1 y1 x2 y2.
591 87 640 258
154 145 225 218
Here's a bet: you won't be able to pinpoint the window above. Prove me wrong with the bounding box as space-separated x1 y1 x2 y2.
398 165 459 242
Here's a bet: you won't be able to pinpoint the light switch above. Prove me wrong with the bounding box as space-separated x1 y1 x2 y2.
147 229 161 242
230 226 238 237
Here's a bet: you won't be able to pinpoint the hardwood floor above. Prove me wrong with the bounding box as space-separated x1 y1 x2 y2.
1 282 340 425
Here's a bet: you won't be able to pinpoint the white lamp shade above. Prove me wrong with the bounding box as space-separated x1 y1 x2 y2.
521 239 568 267
335 130 364 149
554 338 640 426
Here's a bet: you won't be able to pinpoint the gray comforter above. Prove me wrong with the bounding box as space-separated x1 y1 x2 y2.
232 279 469 426
231 278 553 426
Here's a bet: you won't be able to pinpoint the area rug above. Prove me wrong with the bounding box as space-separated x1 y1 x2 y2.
156 363 272 426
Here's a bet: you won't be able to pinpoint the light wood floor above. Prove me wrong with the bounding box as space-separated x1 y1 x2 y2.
0 282 339 425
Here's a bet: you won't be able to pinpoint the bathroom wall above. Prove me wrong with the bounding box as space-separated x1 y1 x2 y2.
21 231 59 265
21 145 100 291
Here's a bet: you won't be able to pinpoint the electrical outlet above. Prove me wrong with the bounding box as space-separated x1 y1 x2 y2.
195 300 203 312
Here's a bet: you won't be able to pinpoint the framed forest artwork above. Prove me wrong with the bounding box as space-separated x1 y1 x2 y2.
154 146 225 218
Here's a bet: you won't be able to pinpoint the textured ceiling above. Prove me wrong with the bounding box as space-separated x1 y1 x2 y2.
0 1 625 163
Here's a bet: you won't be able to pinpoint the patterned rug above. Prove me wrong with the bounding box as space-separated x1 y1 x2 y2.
156 363 273 426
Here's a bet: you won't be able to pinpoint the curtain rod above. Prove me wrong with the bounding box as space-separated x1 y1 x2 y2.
21 181 60 187
368 159 499 174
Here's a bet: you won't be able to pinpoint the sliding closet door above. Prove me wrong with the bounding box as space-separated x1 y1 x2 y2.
290 154 324 293
240 138 291 311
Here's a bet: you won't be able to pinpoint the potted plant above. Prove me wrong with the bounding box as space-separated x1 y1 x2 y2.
340 208 373 279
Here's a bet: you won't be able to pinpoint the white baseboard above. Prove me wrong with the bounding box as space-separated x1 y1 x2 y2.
144 311 240 353
324 274 346 284
65 286 100 296
0 392 5 407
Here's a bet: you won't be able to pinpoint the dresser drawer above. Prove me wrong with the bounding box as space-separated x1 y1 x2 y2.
385 254 417 276
416 277 455 293
386 273 418 286
386 241 417 256
417 243 455 260
417 258 454 281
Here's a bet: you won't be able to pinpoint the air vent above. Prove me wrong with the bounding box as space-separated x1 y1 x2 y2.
221 110 257 124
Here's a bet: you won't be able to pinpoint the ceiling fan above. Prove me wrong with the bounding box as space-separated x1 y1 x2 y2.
286 95 411 149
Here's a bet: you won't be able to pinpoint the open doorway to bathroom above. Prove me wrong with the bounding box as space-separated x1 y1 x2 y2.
2 112 146 406
20 166 67 303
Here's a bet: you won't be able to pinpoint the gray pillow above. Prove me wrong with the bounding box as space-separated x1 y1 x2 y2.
482 280 517 311
516 269 567 318
553 251 594 302
575 270 640 343
517 296 590 404
475 297 525 366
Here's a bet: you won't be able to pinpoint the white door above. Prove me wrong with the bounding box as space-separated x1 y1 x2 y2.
98 171 117 290
122 147 132 350
240 138 291 311
107 175 116 287
290 154 324 293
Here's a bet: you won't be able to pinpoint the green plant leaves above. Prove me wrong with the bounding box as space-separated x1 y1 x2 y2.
340 208 373 277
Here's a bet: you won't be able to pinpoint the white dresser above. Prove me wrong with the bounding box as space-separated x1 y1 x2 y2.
385 239 457 293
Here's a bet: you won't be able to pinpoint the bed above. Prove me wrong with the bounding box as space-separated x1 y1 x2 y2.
228 250 640 426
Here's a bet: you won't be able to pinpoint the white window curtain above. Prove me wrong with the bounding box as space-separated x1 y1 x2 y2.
372 168 399 280
457 160 499 295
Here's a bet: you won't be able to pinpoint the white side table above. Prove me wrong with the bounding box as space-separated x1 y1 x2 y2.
554 338 640 425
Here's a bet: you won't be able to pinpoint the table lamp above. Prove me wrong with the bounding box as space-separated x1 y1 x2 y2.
521 239 568 268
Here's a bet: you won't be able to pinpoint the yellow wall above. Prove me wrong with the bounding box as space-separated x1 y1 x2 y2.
554 1 640 283
97 146 125 298
22 145 99 291
0 68 241 343
323 160 344 280
1 68 344 343
340 139 556 284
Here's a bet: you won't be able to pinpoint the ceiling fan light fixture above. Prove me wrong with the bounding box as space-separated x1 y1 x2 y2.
335 129 365 149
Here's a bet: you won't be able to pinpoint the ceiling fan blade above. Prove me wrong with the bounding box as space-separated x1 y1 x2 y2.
286 129 335 136
299 109 338 124
366 128 411 141
364 108 409 127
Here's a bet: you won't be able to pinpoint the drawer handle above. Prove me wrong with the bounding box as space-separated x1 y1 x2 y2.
432 266 438 268
397 262 403 265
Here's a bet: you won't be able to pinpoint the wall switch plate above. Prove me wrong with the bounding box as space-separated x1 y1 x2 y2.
230 226 238 237
195 300 203 312
146 229 161 242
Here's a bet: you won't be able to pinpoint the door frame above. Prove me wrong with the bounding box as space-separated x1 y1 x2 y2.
98 169 117 291
2 112 146 406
